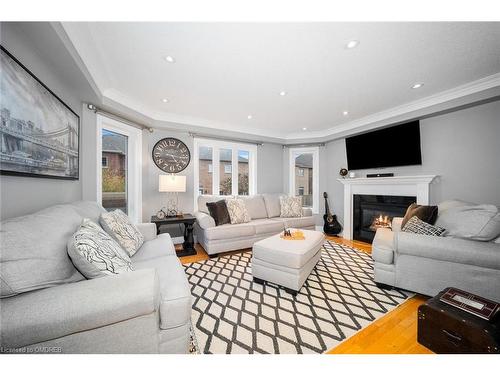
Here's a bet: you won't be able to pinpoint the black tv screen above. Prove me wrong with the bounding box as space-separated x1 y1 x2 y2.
345 121 422 170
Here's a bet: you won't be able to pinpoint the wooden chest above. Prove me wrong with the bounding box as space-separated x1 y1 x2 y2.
417 291 500 354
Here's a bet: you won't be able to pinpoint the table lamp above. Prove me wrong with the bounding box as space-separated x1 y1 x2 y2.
159 174 186 217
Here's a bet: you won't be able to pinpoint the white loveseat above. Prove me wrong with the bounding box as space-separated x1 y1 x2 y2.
372 200 500 301
194 194 316 256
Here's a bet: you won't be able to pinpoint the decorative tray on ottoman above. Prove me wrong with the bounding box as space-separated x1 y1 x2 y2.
280 229 305 240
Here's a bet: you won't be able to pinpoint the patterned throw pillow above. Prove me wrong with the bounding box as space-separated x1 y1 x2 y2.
402 216 446 236
67 219 133 279
100 209 144 256
280 196 303 218
225 198 251 224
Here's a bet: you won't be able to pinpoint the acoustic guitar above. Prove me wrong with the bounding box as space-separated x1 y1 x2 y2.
323 192 342 236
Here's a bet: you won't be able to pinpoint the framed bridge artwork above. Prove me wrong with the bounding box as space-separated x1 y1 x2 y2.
0 45 79 180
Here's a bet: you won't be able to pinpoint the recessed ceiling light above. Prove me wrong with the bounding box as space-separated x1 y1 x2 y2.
161 98 169 103
412 83 424 89
346 40 360 49
343 111 349 116
247 115 253 120
302 127 307 131
164 55 176 63
279 91 287 96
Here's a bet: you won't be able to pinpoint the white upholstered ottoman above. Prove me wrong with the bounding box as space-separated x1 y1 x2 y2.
251 229 325 295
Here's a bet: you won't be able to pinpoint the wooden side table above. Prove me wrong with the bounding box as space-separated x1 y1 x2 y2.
151 214 197 257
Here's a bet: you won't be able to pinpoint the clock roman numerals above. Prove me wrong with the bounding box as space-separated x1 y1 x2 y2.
152 138 191 173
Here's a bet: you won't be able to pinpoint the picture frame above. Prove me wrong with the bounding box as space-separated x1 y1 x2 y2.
0 45 80 180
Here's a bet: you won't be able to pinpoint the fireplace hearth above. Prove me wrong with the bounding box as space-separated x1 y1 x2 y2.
353 194 416 243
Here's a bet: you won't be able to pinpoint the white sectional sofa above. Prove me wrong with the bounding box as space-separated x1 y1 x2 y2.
0 201 192 354
194 194 316 256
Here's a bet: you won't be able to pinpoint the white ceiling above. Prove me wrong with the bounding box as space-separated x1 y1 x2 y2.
61 22 500 141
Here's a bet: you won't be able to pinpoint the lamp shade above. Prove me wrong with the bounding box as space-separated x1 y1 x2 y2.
159 175 186 193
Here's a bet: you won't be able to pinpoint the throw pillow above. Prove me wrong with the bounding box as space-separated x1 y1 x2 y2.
67 219 133 279
402 216 446 236
206 200 231 226
280 196 303 218
225 198 251 224
435 204 500 241
100 209 144 256
401 203 438 228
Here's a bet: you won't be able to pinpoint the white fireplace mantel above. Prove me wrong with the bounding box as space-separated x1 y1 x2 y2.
337 175 438 240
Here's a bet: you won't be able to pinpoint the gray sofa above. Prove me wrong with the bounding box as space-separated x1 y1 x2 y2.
194 194 316 256
372 200 500 301
0 201 192 354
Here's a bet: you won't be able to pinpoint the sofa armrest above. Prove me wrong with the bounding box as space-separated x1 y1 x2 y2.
194 211 215 229
302 208 313 217
136 222 157 241
395 232 500 270
0 269 160 349
392 217 404 232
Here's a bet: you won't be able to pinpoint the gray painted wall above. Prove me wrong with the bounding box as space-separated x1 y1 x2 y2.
0 23 98 219
325 99 500 227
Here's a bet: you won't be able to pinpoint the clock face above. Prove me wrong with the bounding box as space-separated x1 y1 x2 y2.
152 138 191 173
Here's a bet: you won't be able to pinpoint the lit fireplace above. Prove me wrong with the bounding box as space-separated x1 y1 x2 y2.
353 194 416 243
369 214 392 231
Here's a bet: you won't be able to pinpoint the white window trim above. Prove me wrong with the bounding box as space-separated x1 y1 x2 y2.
193 137 257 211
96 115 143 223
289 147 319 214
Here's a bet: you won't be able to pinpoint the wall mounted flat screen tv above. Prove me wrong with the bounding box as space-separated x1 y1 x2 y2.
345 121 422 170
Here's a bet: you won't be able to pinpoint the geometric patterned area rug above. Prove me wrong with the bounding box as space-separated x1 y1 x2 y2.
183 240 411 354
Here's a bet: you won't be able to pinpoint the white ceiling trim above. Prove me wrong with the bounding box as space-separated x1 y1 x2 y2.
285 72 500 140
101 73 500 142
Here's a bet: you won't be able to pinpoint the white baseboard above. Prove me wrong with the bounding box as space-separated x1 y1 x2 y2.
315 225 323 232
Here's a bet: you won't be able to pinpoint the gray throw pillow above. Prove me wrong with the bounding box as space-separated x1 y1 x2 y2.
280 196 303 218
435 204 500 241
225 198 251 224
68 219 133 279
402 216 446 236
100 209 144 256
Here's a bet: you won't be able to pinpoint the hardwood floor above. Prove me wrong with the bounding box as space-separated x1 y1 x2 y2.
176 235 433 354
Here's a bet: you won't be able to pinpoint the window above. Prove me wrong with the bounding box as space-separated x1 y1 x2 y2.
289 147 319 214
194 138 257 208
97 115 142 223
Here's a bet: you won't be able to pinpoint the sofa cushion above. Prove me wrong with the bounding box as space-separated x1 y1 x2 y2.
0 204 85 298
402 216 446 236
100 209 144 256
67 219 133 279
436 204 500 241
263 193 283 218
438 199 472 214
401 203 438 228
226 198 251 224
206 200 231 226
69 201 106 224
251 218 285 235
280 196 303 218
204 222 256 241
241 195 268 220
197 195 233 214
271 216 316 228
132 233 176 262
132 256 191 330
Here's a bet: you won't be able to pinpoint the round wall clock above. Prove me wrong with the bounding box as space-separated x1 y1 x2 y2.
152 138 191 173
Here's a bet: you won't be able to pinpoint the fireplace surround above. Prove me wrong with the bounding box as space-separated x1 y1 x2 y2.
353 194 416 243
337 175 438 240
